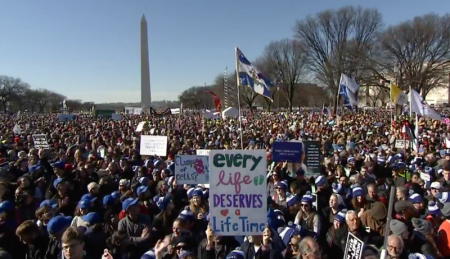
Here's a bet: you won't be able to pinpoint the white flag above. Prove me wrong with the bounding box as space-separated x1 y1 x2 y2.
409 89 441 120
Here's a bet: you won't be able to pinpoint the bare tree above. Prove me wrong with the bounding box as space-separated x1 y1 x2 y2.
262 39 308 111
378 14 450 98
294 6 383 111
0 76 29 112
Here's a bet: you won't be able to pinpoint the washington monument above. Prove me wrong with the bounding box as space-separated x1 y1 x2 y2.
140 14 151 107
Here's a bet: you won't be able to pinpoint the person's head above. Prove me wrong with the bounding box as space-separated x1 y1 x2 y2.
87 182 99 196
122 198 139 217
431 182 441 196
329 194 338 209
345 210 359 232
61 227 85 259
443 166 450 180
16 220 39 245
396 186 407 200
172 218 188 237
190 189 203 206
387 235 404 259
389 219 409 240
298 236 321 259
366 184 376 198
333 211 345 229
54 178 68 194
35 204 55 225
48 215 72 237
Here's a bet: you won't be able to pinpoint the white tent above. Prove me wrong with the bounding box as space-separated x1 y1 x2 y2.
222 107 239 118
203 109 220 119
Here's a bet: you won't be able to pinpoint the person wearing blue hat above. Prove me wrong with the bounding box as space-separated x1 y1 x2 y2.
294 193 321 235
81 212 100 226
0 200 16 231
189 187 208 220
118 198 152 256
71 200 91 227
46 215 72 259
152 195 175 240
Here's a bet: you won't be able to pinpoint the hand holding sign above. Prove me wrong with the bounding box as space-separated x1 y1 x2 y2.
262 226 271 246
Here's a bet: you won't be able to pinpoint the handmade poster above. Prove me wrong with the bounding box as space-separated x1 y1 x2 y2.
140 135 167 156
209 150 267 236
175 155 209 184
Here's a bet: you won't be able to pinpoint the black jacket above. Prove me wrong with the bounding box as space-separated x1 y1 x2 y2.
44 237 61 259
240 240 283 259
26 234 49 259
197 237 240 259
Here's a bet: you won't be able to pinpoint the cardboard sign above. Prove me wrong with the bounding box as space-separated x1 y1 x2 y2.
32 134 49 149
209 150 267 236
394 139 410 149
175 155 209 184
196 149 211 156
303 141 321 177
140 135 167 156
271 142 303 163
343 232 364 259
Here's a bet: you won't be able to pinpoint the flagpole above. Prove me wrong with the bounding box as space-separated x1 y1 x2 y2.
235 47 244 149
409 85 412 118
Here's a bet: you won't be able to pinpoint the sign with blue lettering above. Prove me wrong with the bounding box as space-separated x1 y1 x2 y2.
272 142 302 163
209 150 267 236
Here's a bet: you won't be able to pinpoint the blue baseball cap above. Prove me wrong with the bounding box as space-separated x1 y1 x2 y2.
122 198 138 211
81 194 97 202
111 191 120 199
0 200 13 214
40 199 58 209
102 195 114 205
136 186 148 196
51 161 65 169
47 215 72 235
81 212 100 225
78 200 90 209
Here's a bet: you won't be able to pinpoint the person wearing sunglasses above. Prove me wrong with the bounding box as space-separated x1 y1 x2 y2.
294 193 321 236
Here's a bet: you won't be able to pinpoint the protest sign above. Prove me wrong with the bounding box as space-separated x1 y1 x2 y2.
271 142 302 163
196 149 211 156
32 134 49 149
394 139 410 149
303 141 321 177
140 135 167 156
209 150 267 236
343 232 364 259
175 155 209 184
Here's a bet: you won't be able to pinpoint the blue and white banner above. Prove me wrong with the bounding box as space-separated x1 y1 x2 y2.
236 48 273 101
272 142 303 163
338 74 359 111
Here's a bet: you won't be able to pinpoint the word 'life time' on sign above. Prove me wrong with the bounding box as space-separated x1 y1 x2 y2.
174 155 209 185
209 150 267 236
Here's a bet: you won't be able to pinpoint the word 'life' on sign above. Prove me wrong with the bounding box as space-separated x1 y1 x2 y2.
174 155 209 185
209 150 267 236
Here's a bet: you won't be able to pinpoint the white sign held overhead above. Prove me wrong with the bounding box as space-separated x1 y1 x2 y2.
140 135 167 156
196 149 211 156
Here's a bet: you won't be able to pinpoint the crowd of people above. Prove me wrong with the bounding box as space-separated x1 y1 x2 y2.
0 108 450 259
